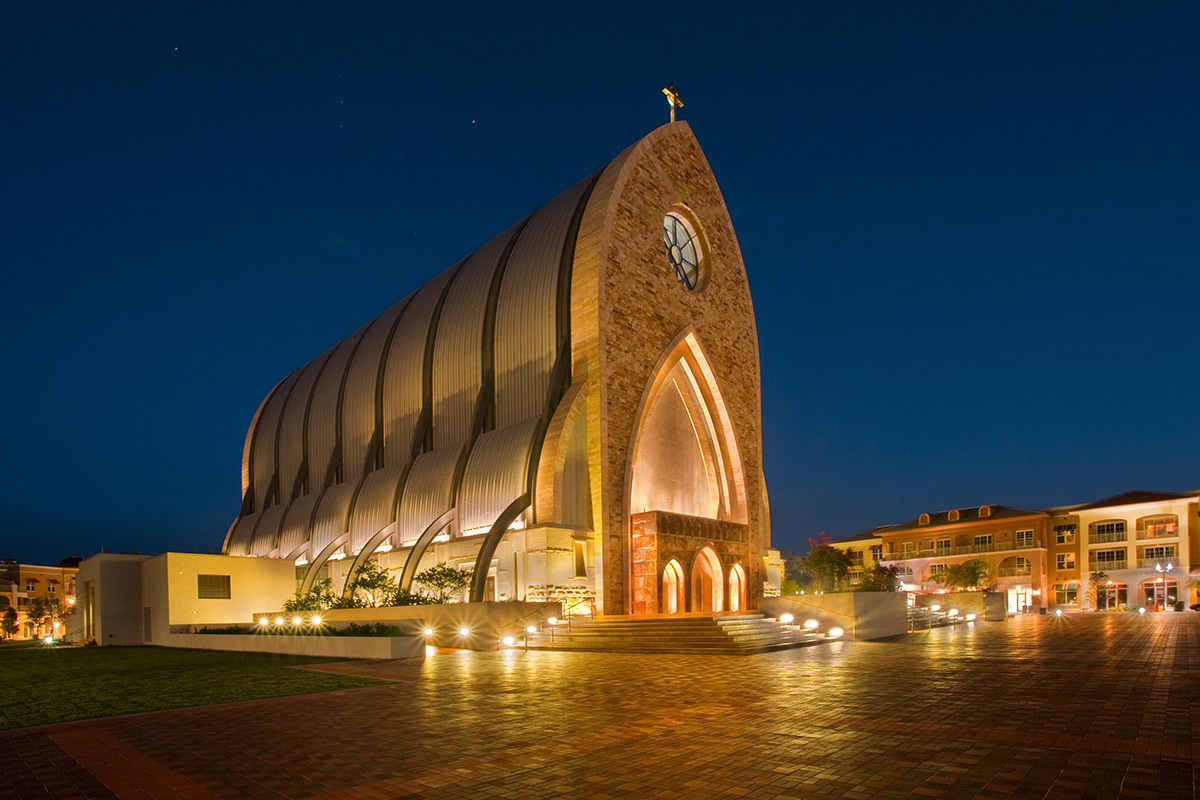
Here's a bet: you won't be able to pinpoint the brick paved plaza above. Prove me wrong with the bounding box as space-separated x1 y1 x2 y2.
2 613 1197 800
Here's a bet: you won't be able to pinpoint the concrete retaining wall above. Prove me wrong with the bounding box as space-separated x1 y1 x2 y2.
916 591 1006 621
760 593 907 641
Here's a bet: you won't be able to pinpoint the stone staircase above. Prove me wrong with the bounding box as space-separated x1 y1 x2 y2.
523 613 829 655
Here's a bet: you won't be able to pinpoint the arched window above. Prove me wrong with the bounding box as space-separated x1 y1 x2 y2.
918 513 930 526
729 563 746 612
948 510 960 522
978 506 991 518
1089 519 1127 543
1136 515 1178 540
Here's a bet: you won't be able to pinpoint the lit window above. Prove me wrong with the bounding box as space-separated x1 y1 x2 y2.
573 541 588 578
1054 582 1079 605
1056 553 1075 571
948 510 960 522
936 538 951 554
918 513 930 526
662 211 703 290
1137 515 1178 539
197 574 231 600
1016 530 1034 548
1054 524 1075 544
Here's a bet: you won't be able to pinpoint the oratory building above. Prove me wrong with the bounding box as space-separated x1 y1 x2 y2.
223 122 775 616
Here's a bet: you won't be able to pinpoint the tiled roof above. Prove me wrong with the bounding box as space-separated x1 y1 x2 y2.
1072 490 1199 511
878 504 1047 534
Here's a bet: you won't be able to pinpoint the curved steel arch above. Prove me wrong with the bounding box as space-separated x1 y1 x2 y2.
468 493 531 603
342 521 398 585
399 508 458 591
299 532 350 595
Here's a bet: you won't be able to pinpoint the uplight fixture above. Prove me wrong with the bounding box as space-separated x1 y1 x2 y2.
948 608 959 617
779 613 794 625
273 616 284 626
291 616 303 626
423 627 434 636
1138 607 1146 616
827 627 844 639
526 625 537 634
502 635 516 646
803 619 819 630
310 615 322 625
966 613 977 621
930 604 941 612
1054 609 1063 617
458 626 471 636
547 616 558 626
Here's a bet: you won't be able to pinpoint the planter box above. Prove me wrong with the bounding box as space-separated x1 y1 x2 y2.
760 593 907 640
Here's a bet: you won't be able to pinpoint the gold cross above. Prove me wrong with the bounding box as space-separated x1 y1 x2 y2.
662 83 684 123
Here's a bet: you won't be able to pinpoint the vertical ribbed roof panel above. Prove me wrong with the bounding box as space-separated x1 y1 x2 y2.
396 444 463 544
457 418 540 534
347 464 406 554
382 265 457 465
432 221 522 449
249 369 300 512
494 177 592 427
307 323 370 488
276 493 320 560
247 503 287 557
341 296 411 482
225 512 259 556
277 350 332 503
309 483 357 557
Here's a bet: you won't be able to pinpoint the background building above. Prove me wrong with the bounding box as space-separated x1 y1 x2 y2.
837 490 1199 612
0 557 79 638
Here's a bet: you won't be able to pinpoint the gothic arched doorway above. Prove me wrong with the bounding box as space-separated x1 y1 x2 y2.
690 547 724 612
662 560 685 614
729 563 746 612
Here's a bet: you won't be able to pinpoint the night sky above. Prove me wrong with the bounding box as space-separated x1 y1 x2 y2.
4 3 1198 566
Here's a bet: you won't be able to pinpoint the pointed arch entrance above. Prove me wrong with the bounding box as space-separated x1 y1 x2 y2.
690 547 724 612
729 563 746 612
662 560 685 614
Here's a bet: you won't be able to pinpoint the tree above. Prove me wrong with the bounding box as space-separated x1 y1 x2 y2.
282 579 336 612
854 564 900 592
413 563 472 603
1 607 17 639
1088 571 1109 610
26 598 48 638
798 533 854 592
942 560 992 591
340 562 399 608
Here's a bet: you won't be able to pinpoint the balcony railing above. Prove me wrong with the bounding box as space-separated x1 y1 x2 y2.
996 566 1032 577
881 540 1042 562
1089 560 1128 571
1137 557 1178 569
1136 529 1179 540
1088 531 1128 544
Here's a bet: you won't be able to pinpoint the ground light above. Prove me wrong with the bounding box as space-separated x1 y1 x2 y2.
827 627 844 639
43 636 54 645
966 613 977 621
1138 607 1146 616
803 619 819 630
273 616 284 626
502 635 516 646
779 612 794 624
1055 609 1063 617
291 616 303 626
947 608 959 617
930 604 941 612
458 626 471 637
310 615 322 625
547 616 558 626
423 627 434 636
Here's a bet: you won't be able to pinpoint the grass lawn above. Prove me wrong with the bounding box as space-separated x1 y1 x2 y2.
0 645 385 729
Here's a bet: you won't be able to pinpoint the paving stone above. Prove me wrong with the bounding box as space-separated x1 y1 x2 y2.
1 614 1198 798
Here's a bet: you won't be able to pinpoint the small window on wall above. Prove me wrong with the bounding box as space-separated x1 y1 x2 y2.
197 574 231 599
948 510 960 522
1055 525 1076 544
1057 553 1075 571
573 541 588 578
978 506 992 518
1054 583 1079 605
918 513 930 526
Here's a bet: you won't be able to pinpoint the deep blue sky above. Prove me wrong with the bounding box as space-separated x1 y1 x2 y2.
3 3 1198 565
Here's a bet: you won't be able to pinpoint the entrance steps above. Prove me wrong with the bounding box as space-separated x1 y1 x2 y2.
523 613 828 655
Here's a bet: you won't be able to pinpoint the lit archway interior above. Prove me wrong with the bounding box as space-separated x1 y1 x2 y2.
662 559 684 614
629 333 746 523
691 547 724 613
729 563 746 612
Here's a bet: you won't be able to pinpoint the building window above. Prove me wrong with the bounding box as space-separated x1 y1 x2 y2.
901 542 915 557
1054 582 1079 605
1136 515 1178 539
935 538 951 555
869 545 882 561
847 549 864 566
948 510 960 522
25 580 35 592
662 211 703 291
928 563 949 580
1057 552 1076 571
1092 520 1126 537
197 574 231 600
573 541 588 577
47 583 56 594
1055 524 1075 544
1140 545 1177 563
1096 582 1127 610
1091 549 1125 568
1016 530 1034 548
978 506 992 518
974 534 992 551
918 513 930 526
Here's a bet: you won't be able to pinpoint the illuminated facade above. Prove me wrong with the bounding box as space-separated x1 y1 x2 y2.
844 490 1200 612
0 558 79 638
222 122 772 615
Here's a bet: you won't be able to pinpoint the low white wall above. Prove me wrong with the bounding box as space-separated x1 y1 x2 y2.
916 591 1007 621
306 601 562 650
760 593 908 641
163 632 424 659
